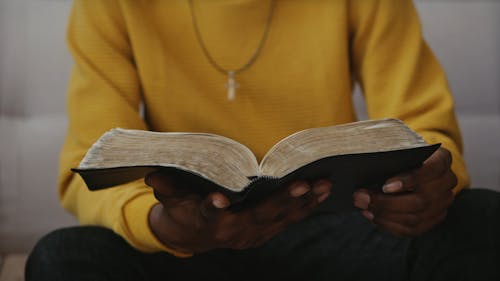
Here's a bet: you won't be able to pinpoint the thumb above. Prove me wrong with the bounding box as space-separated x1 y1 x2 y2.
199 192 230 221
145 171 178 197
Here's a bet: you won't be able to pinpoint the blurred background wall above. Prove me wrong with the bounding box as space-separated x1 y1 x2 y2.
0 0 499 253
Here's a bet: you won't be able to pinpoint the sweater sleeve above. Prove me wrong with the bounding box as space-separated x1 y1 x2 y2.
349 0 470 192
59 0 191 257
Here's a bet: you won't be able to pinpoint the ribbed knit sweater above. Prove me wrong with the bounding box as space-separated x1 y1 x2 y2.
59 0 469 256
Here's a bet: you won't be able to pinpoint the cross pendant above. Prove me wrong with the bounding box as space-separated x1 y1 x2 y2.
225 70 240 101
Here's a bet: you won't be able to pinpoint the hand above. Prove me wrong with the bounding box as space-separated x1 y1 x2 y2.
146 172 332 254
353 147 457 237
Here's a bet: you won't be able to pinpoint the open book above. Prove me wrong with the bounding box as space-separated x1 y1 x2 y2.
73 118 439 207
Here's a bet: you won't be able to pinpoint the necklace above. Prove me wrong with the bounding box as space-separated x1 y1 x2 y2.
188 0 276 101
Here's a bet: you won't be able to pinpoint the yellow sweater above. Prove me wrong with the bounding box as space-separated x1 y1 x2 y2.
60 0 469 256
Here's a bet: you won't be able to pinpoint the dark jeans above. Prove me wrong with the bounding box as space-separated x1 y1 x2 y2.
26 189 500 281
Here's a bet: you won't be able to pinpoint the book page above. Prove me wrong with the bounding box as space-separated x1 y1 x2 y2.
78 129 260 191
259 119 428 178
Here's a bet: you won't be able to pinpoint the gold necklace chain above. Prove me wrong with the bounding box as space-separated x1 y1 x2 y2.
188 0 276 101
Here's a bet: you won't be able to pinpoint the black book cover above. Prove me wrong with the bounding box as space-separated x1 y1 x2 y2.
73 144 440 212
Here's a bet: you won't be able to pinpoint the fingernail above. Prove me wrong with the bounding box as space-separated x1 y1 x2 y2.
383 181 403 193
313 181 332 195
212 198 227 208
290 183 310 197
353 192 370 209
317 192 330 203
362 210 374 220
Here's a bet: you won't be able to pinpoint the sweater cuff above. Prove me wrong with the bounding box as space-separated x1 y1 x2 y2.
118 191 193 258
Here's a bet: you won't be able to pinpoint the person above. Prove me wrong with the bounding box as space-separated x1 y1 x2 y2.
26 0 500 280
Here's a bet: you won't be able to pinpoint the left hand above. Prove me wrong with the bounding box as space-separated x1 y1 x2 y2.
353 147 457 236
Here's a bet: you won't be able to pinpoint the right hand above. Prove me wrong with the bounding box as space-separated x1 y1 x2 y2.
146 172 332 254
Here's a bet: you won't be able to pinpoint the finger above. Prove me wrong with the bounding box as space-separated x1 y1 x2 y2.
250 191 328 248
231 232 265 250
294 179 331 207
212 212 243 248
368 191 433 214
282 190 325 223
412 210 448 236
199 192 229 221
251 179 331 225
212 209 274 249
368 190 437 214
370 171 456 214
251 221 289 248
265 191 315 223
311 180 333 206
353 189 371 210
287 179 331 204
251 226 285 248
374 210 448 237
251 181 311 224
382 148 453 194
154 191 204 214
295 180 331 207
288 180 312 197
251 231 277 248
166 194 204 228
417 169 457 194
230 238 257 250
256 195 323 244
255 180 330 224
370 192 451 229
149 203 206 253
145 171 179 198
424 147 452 170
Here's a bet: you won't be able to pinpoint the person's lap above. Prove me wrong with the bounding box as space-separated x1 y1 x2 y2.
408 188 500 281
25 189 500 281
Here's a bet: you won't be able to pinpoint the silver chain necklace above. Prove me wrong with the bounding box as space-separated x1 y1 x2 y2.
188 0 276 101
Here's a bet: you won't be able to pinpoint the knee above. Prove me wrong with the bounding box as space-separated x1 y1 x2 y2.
25 228 74 280
446 188 500 240
25 226 125 280
452 188 500 218
409 189 500 280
